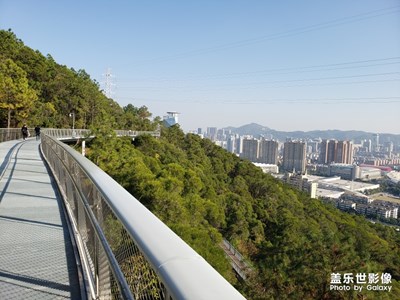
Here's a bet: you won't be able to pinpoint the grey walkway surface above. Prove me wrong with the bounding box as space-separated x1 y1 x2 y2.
0 139 81 299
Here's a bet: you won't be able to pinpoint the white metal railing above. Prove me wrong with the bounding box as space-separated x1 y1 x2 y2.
115 130 161 138
0 128 161 142
41 128 92 140
42 128 161 140
40 131 246 300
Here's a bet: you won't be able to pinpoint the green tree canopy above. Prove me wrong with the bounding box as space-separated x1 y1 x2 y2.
0 57 38 127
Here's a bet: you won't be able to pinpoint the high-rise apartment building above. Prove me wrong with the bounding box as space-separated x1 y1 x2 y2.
226 135 236 153
235 136 244 155
336 141 353 164
372 133 380 152
283 140 306 173
319 139 329 164
319 139 353 164
207 127 218 141
259 140 279 164
384 141 394 156
217 129 226 141
242 139 259 162
362 139 372 152
327 140 337 164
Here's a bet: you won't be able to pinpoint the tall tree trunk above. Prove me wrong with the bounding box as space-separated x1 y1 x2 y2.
7 108 11 129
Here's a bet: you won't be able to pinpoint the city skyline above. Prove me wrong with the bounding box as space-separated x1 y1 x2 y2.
194 122 400 136
1 1 399 134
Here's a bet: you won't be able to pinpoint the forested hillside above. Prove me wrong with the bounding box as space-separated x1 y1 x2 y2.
87 126 400 299
2 29 400 299
0 29 157 130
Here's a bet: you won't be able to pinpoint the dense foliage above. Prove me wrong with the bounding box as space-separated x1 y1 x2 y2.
0 29 157 130
87 126 400 299
381 181 400 197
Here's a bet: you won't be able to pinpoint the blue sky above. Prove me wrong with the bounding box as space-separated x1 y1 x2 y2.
1 0 399 134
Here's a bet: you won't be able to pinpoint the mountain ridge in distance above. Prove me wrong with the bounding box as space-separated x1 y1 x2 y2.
223 122 400 143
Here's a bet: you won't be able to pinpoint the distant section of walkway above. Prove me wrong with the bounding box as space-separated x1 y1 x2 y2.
0 139 82 299
221 239 253 281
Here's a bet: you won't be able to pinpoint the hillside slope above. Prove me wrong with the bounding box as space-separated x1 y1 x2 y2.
87 126 400 299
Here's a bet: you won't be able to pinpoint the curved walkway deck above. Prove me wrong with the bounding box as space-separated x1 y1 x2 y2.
0 139 82 299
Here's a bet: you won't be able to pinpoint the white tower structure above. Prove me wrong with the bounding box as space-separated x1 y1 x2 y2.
372 133 380 152
103 68 115 98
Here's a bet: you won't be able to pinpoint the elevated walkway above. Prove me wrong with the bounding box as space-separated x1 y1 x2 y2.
0 130 246 300
0 139 82 299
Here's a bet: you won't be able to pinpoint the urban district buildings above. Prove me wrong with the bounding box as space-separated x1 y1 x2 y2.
196 127 400 221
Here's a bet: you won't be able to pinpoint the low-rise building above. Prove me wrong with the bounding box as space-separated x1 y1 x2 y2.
330 163 360 180
338 200 356 211
366 205 398 219
337 200 398 220
359 167 382 181
355 203 368 215
253 163 279 174
283 172 318 198
340 191 373 204
386 171 400 184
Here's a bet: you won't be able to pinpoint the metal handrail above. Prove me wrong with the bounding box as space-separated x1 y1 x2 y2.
0 128 23 142
40 132 246 300
42 128 161 139
0 128 160 142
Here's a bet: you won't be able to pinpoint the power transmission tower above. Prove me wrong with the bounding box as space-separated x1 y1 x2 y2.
102 68 115 98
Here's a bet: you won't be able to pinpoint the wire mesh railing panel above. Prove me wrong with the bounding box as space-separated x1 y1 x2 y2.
41 134 164 299
100 202 166 300
97 242 113 300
